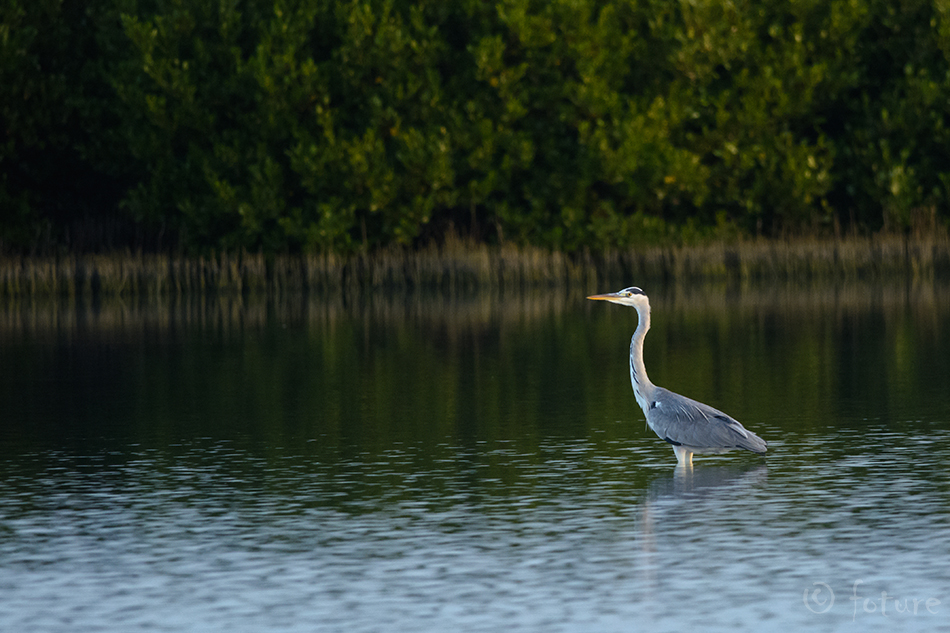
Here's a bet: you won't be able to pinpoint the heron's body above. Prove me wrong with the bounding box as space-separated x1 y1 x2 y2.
589 286 767 465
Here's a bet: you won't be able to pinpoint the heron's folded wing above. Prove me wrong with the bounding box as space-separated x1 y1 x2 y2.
648 388 767 453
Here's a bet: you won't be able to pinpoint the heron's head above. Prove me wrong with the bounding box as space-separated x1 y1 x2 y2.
586 286 649 308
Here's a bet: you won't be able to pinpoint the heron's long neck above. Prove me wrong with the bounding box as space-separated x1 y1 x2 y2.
629 302 653 411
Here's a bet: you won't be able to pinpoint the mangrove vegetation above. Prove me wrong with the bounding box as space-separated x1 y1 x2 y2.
2 0 950 264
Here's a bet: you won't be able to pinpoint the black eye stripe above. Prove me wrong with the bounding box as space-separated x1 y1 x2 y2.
620 286 644 295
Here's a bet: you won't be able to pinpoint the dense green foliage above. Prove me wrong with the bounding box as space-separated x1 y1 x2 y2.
2 0 950 254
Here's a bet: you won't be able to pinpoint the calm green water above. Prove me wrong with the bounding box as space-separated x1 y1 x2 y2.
1 281 949 632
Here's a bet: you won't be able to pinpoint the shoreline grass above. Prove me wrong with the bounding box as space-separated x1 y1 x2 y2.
1 234 949 299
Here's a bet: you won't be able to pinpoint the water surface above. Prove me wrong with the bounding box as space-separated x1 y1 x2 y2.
1 281 949 632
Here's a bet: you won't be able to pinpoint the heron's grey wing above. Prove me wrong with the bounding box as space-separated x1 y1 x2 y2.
647 387 767 453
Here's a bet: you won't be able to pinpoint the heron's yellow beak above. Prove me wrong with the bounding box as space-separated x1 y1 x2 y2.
586 293 619 301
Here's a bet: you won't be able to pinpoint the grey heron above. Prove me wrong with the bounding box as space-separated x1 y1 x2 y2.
588 286 767 465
